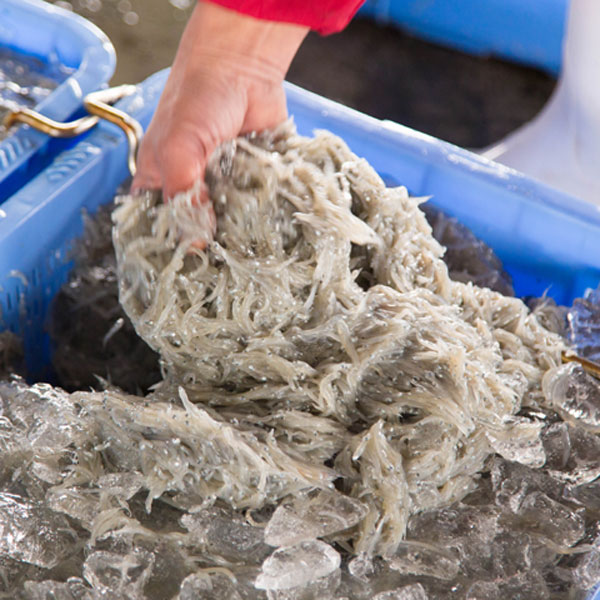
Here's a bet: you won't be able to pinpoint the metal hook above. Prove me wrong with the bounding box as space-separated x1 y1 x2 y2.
561 350 600 380
1 84 143 176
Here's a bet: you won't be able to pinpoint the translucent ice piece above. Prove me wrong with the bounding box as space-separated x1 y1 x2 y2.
386 541 460 580
515 491 585 548
372 584 429 600
179 572 243 600
490 458 564 512
181 505 270 563
422 205 513 296
485 417 545 467
541 422 571 470
573 547 600 590
555 425 600 484
255 540 340 591
83 550 154 598
543 363 600 430
466 570 549 600
264 491 368 547
406 504 500 546
0 493 75 568
21 578 95 600
568 284 600 363
563 479 600 512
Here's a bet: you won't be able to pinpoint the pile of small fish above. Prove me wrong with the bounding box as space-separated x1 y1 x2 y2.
1 124 600 599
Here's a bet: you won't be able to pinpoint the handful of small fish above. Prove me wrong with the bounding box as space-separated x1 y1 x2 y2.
1 123 600 599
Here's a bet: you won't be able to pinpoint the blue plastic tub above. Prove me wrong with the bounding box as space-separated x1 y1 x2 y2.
1 68 600 379
0 0 115 203
359 0 569 75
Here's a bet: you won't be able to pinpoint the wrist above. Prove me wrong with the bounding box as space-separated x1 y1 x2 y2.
177 1 308 82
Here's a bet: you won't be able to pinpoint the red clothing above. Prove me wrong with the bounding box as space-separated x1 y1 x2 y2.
205 0 364 34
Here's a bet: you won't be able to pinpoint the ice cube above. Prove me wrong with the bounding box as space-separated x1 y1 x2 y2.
541 422 571 470
490 458 564 511
181 505 269 563
563 479 600 512
555 426 600 485
83 550 154 598
178 572 243 600
20 578 96 600
406 504 499 545
386 541 459 580
0 492 76 568
466 570 549 599
264 491 368 547
543 363 600 430
372 584 429 600
515 491 585 547
567 284 600 362
255 540 340 591
573 547 600 590
485 417 545 467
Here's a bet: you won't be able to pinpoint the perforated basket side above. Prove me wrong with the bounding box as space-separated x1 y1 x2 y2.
0 0 116 203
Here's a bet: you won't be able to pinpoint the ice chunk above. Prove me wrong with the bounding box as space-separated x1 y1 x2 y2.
563 479 600 512
83 550 154 598
264 491 368 547
541 422 571 470
543 363 600 430
515 491 585 548
372 584 429 600
573 547 600 590
490 458 564 511
466 571 549 599
568 284 600 362
485 417 545 467
0 493 76 568
555 426 600 484
422 204 513 296
386 541 459 580
406 505 500 545
181 505 269 563
20 578 95 600
255 540 340 591
179 572 243 600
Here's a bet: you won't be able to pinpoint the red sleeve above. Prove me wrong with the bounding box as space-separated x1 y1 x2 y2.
204 0 365 34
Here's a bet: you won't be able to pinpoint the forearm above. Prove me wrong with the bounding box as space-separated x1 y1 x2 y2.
176 2 309 84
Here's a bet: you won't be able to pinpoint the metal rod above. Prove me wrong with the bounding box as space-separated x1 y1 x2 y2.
2 84 143 176
84 85 143 176
561 350 600 379
2 108 98 137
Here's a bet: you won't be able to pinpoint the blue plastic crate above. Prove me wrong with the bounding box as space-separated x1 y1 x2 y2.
0 0 115 203
359 0 569 75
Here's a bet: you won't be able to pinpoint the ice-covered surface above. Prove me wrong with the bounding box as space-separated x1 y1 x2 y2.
0 48 72 141
421 205 514 297
2 126 600 598
569 285 600 363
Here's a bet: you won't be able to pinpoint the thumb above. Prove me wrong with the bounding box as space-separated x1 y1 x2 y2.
161 134 212 201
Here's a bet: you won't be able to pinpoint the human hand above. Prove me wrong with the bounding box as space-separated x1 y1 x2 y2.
131 1 308 246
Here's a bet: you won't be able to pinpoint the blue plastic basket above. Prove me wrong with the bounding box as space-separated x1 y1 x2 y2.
359 0 569 75
0 0 115 203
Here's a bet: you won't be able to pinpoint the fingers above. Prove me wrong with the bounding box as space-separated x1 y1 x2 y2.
242 83 288 134
131 139 162 193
